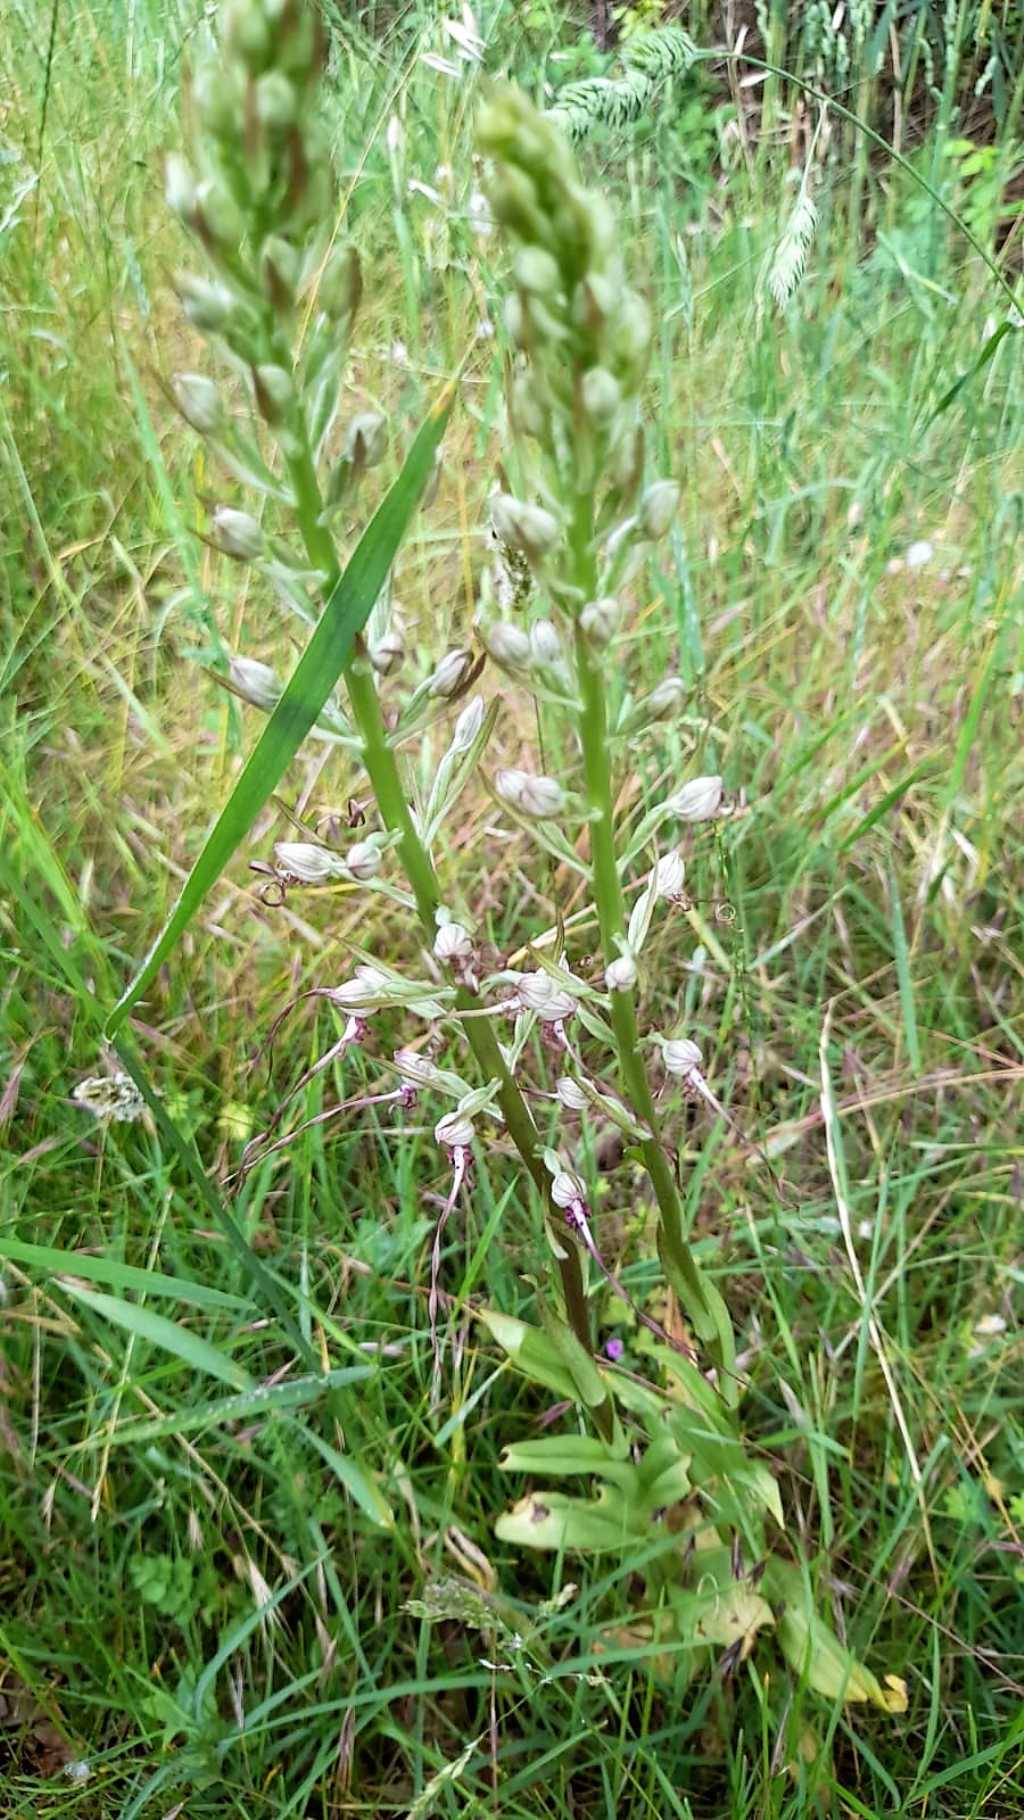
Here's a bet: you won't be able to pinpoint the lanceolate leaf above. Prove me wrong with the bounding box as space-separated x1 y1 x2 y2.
0 1236 244 1311
107 391 453 1036
60 1282 252 1391
767 1560 908 1712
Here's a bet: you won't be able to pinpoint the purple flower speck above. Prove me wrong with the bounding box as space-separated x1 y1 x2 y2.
604 1337 625 1362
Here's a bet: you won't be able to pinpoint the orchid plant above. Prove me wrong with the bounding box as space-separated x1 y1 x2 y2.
149 0 906 1718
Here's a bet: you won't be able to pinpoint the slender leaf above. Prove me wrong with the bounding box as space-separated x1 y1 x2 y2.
60 1282 252 1391
79 1365 376 1449
299 1423 395 1531
0 1236 245 1311
107 390 453 1035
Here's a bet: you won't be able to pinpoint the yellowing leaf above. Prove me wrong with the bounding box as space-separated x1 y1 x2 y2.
767 1561 904 1713
495 1488 640 1554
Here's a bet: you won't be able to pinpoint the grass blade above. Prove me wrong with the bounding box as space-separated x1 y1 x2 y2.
107 390 453 1035
59 1282 252 1390
0 1236 245 1310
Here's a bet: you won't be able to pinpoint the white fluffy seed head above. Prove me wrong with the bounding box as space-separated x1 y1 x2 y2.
495 769 565 819
668 775 723 823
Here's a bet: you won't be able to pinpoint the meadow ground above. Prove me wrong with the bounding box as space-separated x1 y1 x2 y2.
1 2 1023 1814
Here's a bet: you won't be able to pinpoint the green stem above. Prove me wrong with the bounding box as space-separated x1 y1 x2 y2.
286 440 610 1432
569 491 731 1365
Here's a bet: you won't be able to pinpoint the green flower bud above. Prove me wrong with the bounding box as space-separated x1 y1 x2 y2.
176 272 237 332
228 653 281 709
513 246 561 297
260 235 300 305
610 289 652 384
172 371 223 435
491 493 560 560
165 154 197 224
428 648 473 699
553 182 614 276
503 293 529 350
254 363 295 424
319 243 362 327
255 70 296 133
344 411 387 469
625 675 685 732
481 621 531 671
611 423 644 496
580 597 619 645
529 619 562 667
484 166 549 252
574 272 617 332
193 66 239 139
211 505 262 560
224 0 271 71
510 373 547 439
195 177 243 250
495 768 566 819
639 480 680 541
581 365 620 425
478 85 577 191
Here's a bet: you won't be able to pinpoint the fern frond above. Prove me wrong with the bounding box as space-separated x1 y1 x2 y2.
766 183 818 311
546 25 698 142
